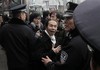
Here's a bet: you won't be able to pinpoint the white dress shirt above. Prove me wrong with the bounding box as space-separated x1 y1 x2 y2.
45 30 56 45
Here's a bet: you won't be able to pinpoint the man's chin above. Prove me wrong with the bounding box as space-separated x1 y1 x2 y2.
49 32 56 35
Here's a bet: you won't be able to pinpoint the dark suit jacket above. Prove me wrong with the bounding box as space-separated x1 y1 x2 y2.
35 31 62 70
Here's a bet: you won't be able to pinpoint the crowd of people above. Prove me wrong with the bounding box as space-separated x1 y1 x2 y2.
0 1 100 70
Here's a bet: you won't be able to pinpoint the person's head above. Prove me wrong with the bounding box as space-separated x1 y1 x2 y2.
13 11 26 22
11 11 27 22
50 11 57 21
64 16 75 31
29 12 41 24
43 10 50 19
56 13 63 23
19 11 27 21
63 2 78 31
10 4 26 19
45 20 58 36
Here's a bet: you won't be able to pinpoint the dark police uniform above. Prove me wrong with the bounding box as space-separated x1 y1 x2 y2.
0 4 37 70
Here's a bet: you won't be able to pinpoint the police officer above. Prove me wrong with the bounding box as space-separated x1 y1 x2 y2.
0 4 37 70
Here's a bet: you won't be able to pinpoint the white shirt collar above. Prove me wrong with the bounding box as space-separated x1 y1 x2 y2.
45 30 56 44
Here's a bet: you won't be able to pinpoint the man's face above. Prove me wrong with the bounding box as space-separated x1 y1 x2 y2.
20 12 26 21
33 16 41 24
50 13 57 21
64 18 75 31
46 20 58 36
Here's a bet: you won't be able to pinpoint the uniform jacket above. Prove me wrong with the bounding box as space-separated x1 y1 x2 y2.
0 18 37 70
45 29 91 70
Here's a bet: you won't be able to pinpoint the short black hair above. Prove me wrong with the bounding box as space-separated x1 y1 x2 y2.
44 19 57 29
43 10 50 19
29 12 41 22
50 11 57 17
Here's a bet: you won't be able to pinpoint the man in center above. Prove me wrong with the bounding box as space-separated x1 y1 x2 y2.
35 19 61 70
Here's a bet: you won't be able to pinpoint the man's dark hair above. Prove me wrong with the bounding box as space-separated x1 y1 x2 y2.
50 11 57 17
43 10 50 19
44 19 57 29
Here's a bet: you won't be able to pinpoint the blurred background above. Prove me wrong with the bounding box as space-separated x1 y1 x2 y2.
0 0 85 16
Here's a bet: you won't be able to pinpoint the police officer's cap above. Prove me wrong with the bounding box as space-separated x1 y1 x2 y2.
64 2 78 18
63 11 73 18
10 4 26 16
10 4 26 12
66 2 78 12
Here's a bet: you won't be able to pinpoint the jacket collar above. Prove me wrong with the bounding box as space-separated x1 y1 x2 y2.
9 18 26 25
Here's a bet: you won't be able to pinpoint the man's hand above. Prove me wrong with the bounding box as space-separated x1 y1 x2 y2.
41 56 52 65
35 30 41 38
52 44 61 54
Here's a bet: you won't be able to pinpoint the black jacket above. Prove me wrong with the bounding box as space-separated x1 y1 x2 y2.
46 29 91 70
0 18 37 70
35 31 62 70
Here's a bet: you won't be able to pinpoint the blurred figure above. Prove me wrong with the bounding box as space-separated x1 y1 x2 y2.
73 0 100 70
64 16 75 32
29 12 43 32
0 4 37 70
41 10 50 26
0 15 3 27
1 15 10 27
50 11 57 21
29 12 43 38
56 13 65 31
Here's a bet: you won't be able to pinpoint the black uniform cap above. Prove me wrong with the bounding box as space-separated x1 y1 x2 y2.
66 2 78 12
10 4 26 12
64 2 78 18
63 11 73 18
10 4 26 17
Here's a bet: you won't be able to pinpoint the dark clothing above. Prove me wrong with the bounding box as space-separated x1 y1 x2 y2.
0 18 37 70
35 31 62 70
29 22 43 33
55 30 70 48
45 29 91 70
41 18 48 25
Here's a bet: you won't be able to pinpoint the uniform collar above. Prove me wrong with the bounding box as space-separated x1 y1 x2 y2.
9 18 27 25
